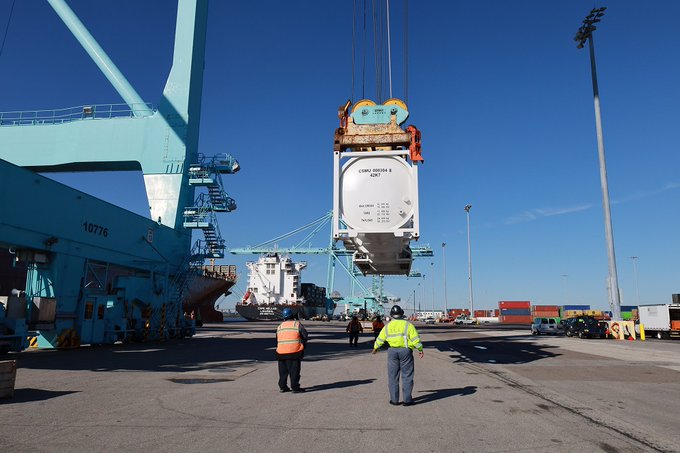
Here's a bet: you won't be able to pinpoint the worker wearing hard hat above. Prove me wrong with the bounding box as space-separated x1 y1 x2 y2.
372 305 424 406
276 308 308 393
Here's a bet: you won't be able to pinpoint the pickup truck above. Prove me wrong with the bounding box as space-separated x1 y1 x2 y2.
454 315 476 325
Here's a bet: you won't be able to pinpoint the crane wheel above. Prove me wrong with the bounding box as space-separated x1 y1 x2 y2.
384 98 408 111
351 99 377 113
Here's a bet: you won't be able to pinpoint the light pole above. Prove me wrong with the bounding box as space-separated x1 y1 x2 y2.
412 289 416 319
630 256 640 306
575 7 622 320
419 278 423 313
464 204 474 315
442 242 448 317
431 261 435 315
560 274 569 305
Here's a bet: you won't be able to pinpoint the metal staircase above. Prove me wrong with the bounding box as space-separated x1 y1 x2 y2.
184 153 239 259
152 241 206 340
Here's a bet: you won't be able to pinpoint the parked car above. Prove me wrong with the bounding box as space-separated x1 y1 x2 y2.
454 315 476 325
425 317 436 324
563 316 608 339
531 317 559 335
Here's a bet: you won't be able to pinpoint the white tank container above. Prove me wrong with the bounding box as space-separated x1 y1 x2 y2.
339 155 417 231
333 150 420 275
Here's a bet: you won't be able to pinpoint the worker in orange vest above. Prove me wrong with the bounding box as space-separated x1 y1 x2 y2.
346 315 364 346
372 316 385 341
276 308 308 393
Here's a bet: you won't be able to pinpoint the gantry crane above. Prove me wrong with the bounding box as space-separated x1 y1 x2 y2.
229 212 432 316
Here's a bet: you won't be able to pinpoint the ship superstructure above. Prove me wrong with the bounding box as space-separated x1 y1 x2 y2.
245 254 306 306
237 254 329 321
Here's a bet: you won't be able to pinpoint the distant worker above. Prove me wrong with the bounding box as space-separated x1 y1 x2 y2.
276 308 308 393
372 305 424 406
346 316 364 347
372 316 385 340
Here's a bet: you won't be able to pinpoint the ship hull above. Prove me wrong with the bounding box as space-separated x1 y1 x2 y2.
235 303 328 321
184 277 235 323
183 265 237 323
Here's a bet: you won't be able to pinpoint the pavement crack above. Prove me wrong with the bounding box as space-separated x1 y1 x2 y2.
460 361 670 453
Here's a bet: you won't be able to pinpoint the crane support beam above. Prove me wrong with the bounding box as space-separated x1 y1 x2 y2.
230 247 353 256
46 0 152 117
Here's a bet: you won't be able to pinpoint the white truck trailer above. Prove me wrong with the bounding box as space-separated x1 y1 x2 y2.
638 304 680 340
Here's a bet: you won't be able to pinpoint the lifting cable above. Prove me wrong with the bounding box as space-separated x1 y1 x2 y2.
386 0 392 99
403 0 408 104
351 0 356 103
362 0 367 99
0 0 16 58
350 0 407 105
372 0 381 103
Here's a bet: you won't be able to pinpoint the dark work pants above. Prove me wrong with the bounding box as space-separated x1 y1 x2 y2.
278 359 301 390
349 332 359 345
387 347 415 404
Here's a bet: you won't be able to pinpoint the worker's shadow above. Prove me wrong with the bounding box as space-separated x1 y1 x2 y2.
305 379 376 393
413 385 477 404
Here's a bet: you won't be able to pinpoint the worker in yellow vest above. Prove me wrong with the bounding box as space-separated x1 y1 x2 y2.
276 308 308 393
372 305 424 406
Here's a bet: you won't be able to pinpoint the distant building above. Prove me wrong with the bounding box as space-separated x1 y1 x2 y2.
416 311 445 321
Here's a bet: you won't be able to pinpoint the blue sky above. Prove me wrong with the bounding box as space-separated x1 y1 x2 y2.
1 1 679 312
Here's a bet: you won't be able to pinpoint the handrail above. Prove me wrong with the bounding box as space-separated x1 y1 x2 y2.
0 102 156 126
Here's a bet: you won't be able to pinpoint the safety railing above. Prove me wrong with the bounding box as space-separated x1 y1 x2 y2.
0 102 156 126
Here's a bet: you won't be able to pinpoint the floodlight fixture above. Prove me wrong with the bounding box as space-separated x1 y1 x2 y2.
574 7 606 49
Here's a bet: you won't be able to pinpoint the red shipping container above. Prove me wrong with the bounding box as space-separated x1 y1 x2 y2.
532 311 560 318
499 301 531 309
493 309 500 317
500 315 533 324
531 305 560 312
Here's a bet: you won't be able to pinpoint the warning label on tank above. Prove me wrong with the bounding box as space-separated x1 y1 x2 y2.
357 202 391 223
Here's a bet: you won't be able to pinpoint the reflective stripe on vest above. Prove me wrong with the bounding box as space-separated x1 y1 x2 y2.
384 320 409 348
277 320 304 354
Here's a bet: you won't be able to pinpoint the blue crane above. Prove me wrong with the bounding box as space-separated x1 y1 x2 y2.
0 0 238 351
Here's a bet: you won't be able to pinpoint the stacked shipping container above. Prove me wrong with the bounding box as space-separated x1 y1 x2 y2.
490 301 634 324
499 301 531 324
531 305 560 322
620 305 638 321
560 305 590 320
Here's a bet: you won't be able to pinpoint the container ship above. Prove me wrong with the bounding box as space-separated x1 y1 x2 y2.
236 253 334 321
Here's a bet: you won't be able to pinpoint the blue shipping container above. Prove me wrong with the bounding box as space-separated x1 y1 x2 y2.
620 306 637 312
500 308 531 316
562 305 590 310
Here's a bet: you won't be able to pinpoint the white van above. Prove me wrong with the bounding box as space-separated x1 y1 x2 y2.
531 317 558 335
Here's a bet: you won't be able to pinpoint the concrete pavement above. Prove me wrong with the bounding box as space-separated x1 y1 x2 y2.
1 322 678 452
